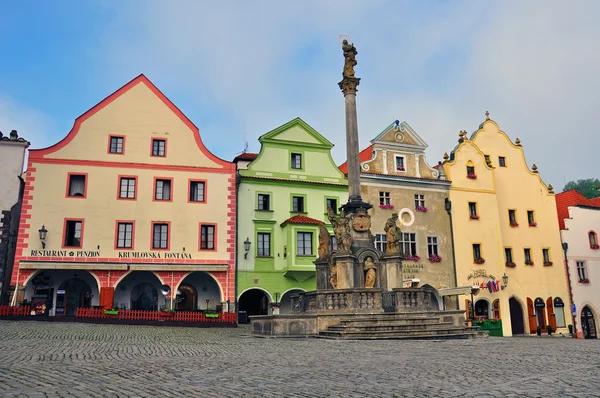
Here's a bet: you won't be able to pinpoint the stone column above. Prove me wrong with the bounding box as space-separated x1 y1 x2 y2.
381 255 403 290
333 254 356 289
342 85 362 203
314 259 330 290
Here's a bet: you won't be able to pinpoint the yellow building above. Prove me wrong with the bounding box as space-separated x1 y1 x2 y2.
442 114 571 336
11 75 236 316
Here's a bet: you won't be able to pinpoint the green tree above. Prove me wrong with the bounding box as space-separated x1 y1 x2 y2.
563 178 600 199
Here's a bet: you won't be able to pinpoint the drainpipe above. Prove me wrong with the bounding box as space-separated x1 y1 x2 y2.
234 171 241 323
445 198 459 310
562 242 577 337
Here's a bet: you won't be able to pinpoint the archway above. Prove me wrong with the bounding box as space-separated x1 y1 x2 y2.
509 297 525 335
534 297 547 331
176 284 197 311
113 271 163 310
475 299 489 318
422 284 442 310
57 278 92 316
239 289 270 317
130 283 158 310
280 289 304 314
176 272 222 311
581 306 597 339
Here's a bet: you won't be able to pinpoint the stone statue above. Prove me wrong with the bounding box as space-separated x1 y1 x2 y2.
342 39 358 78
364 256 376 288
329 258 338 289
328 207 352 253
317 223 330 261
384 213 402 255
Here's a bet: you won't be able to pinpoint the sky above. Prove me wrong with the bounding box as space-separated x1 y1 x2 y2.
1 0 598 190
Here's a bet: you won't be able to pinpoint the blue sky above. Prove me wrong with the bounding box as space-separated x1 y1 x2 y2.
1 0 598 189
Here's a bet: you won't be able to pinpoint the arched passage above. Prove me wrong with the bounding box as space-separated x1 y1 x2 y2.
509 297 525 335
175 272 222 311
113 271 163 310
280 289 304 314
581 306 597 339
57 278 92 316
475 299 490 318
239 288 270 317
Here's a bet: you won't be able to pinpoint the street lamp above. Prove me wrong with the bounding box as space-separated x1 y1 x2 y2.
38 225 48 249
244 237 251 259
501 273 509 290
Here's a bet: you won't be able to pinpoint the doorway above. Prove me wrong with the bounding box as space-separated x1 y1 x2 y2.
130 282 158 311
57 278 92 316
238 289 269 316
534 297 547 331
475 300 489 318
509 297 525 335
581 306 597 339
176 284 197 311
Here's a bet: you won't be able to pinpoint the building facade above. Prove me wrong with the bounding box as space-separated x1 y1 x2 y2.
339 121 456 309
0 130 29 303
443 115 571 336
10 75 236 316
556 190 599 339
235 118 348 316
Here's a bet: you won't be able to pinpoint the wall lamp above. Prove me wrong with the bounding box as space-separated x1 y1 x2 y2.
244 237 251 259
38 225 48 249
501 273 509 290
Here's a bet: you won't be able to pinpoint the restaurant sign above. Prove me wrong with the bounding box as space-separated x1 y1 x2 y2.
29 249 192 259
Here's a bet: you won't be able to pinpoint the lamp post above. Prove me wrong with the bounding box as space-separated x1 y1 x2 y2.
470 285 481 323
38 225 48 249
501 273 509 290
244 237 251 259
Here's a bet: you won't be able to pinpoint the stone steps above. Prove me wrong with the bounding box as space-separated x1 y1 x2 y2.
319 327 480 340
327 321 454 332
338 318 443 327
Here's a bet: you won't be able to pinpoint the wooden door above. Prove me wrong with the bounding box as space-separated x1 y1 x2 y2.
100 287 114 309
546 297 557 331
527 297 537 334
465 299 473 320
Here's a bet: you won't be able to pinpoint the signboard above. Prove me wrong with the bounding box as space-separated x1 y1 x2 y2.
572 303 576 313
402 264 423 280
29 250 192 259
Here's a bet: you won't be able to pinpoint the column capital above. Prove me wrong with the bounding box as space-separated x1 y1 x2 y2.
338 77 361 96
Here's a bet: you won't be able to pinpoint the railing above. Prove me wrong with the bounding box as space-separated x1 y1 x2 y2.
0 306 31 317
76 308 236 323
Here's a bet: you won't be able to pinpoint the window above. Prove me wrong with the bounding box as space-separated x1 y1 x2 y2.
116 222 133 249
524 248 532 263
326 198 337 213
589 231 598 248
119 177 136 199
152 223 169 249
505 248 513 264
400 233 417 256
64 220 83 248
379 192 391 206
473 244 482 261
543 249 550 264
467 166 475 175
200 225 215 250
395 156 405 171
67 174 86 197
427 236 438 257
576 261 588 282
484 155 490 164
257 233 271 256
375 234 387 252
258 194 270 210
109 136 124 154
292 196 305 212
414 194 425 209
528 211 535 226
297 232 313 255
554 298 566 328
291 153 302 169
152 139 166 157
189 181 205 202
498 156 506 167
508 209 516 223
469 202 478 219
155 179 172 201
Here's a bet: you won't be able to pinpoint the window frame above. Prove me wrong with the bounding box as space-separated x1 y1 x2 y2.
257 232 271 257
542 248 551 264
508 209 517 223
117 175 138 200
427 236 439 257
199 223 217 251
151 222 171 250
498 156 506 167
257 193 271 211
379 191 391 206
292 195 306 213
297 231 314 256
108 135 125 155
65 173 88 199
62 218 84 249
472 243 482 261
505 247 513 264
524 248 532 264
466 165 475 176
153 177 174 202
375 234 387 253
527 210 536 226
188 179 207 203
576 261 588 282
290 152 303 170
114 221 135 250
414 194 425 209
400 233 417 256
150 138 167 157
395 155 406 172
325 197 338 214
589 231 598 248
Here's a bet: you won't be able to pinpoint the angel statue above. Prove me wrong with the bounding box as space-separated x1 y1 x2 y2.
327 207 352 253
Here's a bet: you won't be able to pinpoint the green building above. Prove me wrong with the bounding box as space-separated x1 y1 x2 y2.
234 118 348 316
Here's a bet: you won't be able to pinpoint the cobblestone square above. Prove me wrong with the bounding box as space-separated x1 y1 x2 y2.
0 320 599 398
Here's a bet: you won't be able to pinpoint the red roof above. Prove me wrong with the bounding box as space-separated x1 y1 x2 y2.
280 214 325 227
233 152 259 162
555 190 597 230
590 197 600 207
338 145 374 174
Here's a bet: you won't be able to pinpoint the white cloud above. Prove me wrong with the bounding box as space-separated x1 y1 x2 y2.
0 95 54 150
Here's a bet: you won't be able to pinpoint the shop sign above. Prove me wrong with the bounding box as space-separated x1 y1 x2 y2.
403 263 424 280
28 249 192 259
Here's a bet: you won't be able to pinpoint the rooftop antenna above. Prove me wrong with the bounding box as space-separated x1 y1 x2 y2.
243 140 248 154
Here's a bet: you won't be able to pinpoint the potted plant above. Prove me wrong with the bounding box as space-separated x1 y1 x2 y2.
404 254 420 262
547 325 553 336
474 258 485 265
159 308 175 317
104 307 119 315
470 214 480 220
379 204 394 209
536 325 542 336
415 206 428 212
510 221 519 227
525 260 534 266
529 222 537 227
579 278 590 284
543 262 553 267
428 255 442 263
591 244 599 250
467 173 477 179
568 324 573 335
506 262 516 268
396 166 405 171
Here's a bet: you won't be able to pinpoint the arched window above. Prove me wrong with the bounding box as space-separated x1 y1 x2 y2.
553 297 566 328
492 299 501 320
589 231 598 249
475 300 489 318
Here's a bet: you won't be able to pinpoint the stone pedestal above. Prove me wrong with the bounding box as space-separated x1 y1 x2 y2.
333 254 355 289
381 255 403 291
315 259 330 290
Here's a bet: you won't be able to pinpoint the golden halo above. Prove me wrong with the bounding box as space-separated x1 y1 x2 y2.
338 34 350 45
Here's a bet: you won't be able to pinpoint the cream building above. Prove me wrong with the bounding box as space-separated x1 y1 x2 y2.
443 114 571 337
11 75 236 316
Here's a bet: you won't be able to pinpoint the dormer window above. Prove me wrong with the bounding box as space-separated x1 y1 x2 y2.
466 165 476 179
395 156 405 172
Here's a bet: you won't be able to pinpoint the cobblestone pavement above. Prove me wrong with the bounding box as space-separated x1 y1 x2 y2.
0 321 599 398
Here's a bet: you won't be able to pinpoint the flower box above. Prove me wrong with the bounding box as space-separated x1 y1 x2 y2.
506 262 516 268
591 244 599 250
470 214 480 220
379 204 394 209
205 313 220 318
415 206 428 212
510 221 519 227
404 254 420 262
579 279 590 284
428 255 442 263
103 309 119 315
474 258 485 264
396 166 405 171
543 262 553 267
467 173 477 179
525 260 534 266
529 222 537 227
